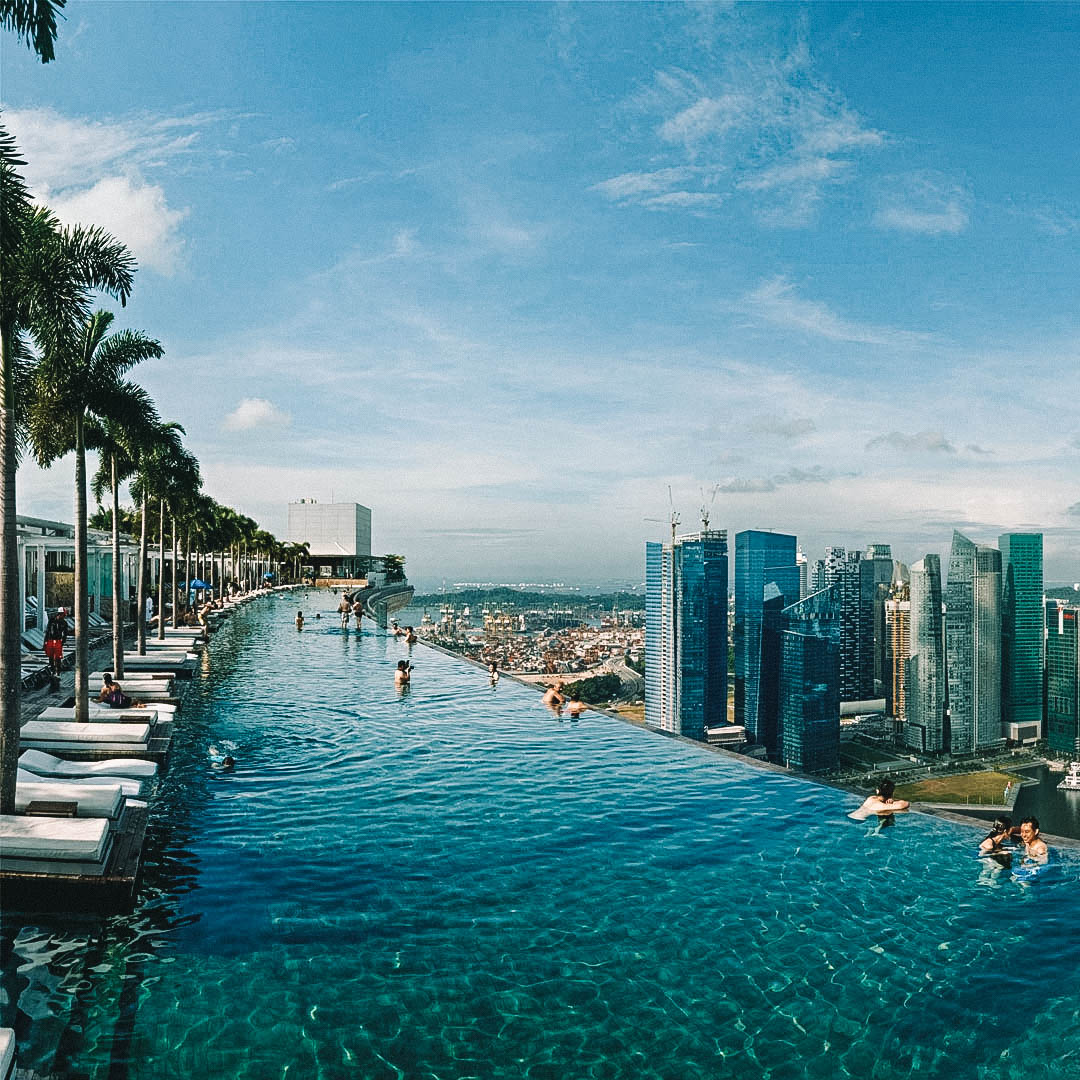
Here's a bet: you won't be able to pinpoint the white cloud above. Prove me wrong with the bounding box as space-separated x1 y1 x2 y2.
873 172 971 235
4 106 204 276
738 156 849 192
658 93 752 150
49 176 189 276
740 276 930 347
223 398 292 432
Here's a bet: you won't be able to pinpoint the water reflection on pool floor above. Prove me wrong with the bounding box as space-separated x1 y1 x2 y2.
3 591 1079 1079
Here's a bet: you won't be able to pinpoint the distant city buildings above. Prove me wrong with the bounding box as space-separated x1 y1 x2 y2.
904 556 946 753
884 579 910 722
645 531 728 741
1046 600 1079 758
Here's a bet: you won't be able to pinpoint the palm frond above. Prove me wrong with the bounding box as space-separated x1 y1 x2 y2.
0 0 68 63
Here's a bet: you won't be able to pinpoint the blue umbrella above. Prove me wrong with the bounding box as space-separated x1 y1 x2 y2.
187 579 210 589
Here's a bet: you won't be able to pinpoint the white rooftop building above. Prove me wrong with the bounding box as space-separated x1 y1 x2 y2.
285 500 372 578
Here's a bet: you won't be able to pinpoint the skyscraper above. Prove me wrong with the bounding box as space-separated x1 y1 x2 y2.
1046 600 1079 758
779 585 842 772
885 581 910 721
999 533 1044 733
945 532 1003 754
645 531 728 740
904 555 945 753
823 546 864 701
861 544 895 699
734 530 798 738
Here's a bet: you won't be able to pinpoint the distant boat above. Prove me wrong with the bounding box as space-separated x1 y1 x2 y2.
1059 762 1080 791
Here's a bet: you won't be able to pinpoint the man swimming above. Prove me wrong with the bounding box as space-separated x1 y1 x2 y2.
1018 817 1048 862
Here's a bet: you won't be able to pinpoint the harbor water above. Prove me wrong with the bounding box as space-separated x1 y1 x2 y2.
2 590 1079 1079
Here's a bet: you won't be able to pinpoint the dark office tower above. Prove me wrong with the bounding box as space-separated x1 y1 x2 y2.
824 546 863 701
644 531 728 741
755 583 787 757
1046 601 1080 757
810 559 826 594
999 533 1044 734
904 556 945 753
734 530 799 735
779 585 842 772
861 544 894 699
946 532 1003 754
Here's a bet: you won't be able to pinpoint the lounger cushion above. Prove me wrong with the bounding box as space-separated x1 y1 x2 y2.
0 814 109 860
0 1026 14 1080
18 768 142 798
20 721 151 744
19 749 158 779
15 778 123 818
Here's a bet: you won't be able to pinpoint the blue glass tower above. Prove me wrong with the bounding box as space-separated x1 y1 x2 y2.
779 586 841 772
734 530 798 740
1000 533 1044 732
644 531 728 740
1046 600 1080 757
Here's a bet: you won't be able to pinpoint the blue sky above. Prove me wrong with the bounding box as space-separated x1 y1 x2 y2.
4 2 1079 587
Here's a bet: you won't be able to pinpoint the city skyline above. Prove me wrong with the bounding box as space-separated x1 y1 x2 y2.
4 4 1080 585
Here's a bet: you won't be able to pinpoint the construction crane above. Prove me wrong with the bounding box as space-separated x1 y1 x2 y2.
699 484 719 530
644 486 681 545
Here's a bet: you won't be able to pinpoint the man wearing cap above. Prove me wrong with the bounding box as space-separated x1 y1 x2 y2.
43 607 69 682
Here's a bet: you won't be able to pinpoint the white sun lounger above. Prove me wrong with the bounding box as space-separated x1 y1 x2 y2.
19 749 158 780
0 815 112 876
0 1025 15 1080
37 703 176 722
15 776 124 818
18 767 143 798
20 721 151 754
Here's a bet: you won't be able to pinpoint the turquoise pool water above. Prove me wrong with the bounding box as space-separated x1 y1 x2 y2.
3 589 1079 1079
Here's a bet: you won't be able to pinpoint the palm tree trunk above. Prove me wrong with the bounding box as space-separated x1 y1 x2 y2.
137 492 148 655
0 326 22 813
183 528 191 618
110 452 124 678
170 515 178 629
73 413 90 723
157 500 165 641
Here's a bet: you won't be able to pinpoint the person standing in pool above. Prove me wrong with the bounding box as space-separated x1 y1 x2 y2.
849 779 910 820
338 594 352 630
395 660 411 687
295 610 304 629
1018 817 1048 862
352 597 364 630
488 661 499 685
979 817 1014 856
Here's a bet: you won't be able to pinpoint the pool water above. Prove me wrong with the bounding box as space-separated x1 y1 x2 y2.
3 590 1079 1079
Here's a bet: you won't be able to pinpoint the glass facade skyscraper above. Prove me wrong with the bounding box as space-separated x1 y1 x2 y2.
779 585 841 772
861 544 894 700
999 533 1044 732
644 531 728 740
904 555 945 753
1046 600 1080 758
734 530 798 740
945 532 1003 754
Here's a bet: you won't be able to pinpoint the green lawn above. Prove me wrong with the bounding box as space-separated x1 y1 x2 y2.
894 771 1025 805
841 742 906 766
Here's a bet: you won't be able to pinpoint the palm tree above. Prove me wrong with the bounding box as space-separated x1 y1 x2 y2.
0 126 135 812
129 421 185 654
89 401 164 677
29 311 161 723
0 0 67 62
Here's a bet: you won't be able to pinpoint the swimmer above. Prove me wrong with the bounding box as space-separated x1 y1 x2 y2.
1018 817 1048 862
488 661 499 684
566 696 586 719
395 659 412 687
221 755 235 770
542 682 565 708
848 778 910 821
314 612 321 620
404 626 417 645
979 816 1014 856
295 610 304 629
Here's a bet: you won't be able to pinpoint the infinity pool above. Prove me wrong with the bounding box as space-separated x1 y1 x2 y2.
3 590 1078 1079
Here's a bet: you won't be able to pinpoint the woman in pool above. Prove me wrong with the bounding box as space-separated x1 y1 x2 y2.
295 610 304 629
979 817 1013 855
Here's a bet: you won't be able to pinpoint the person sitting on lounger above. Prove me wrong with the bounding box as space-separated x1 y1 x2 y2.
848 778 909 820
96 673 145 709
